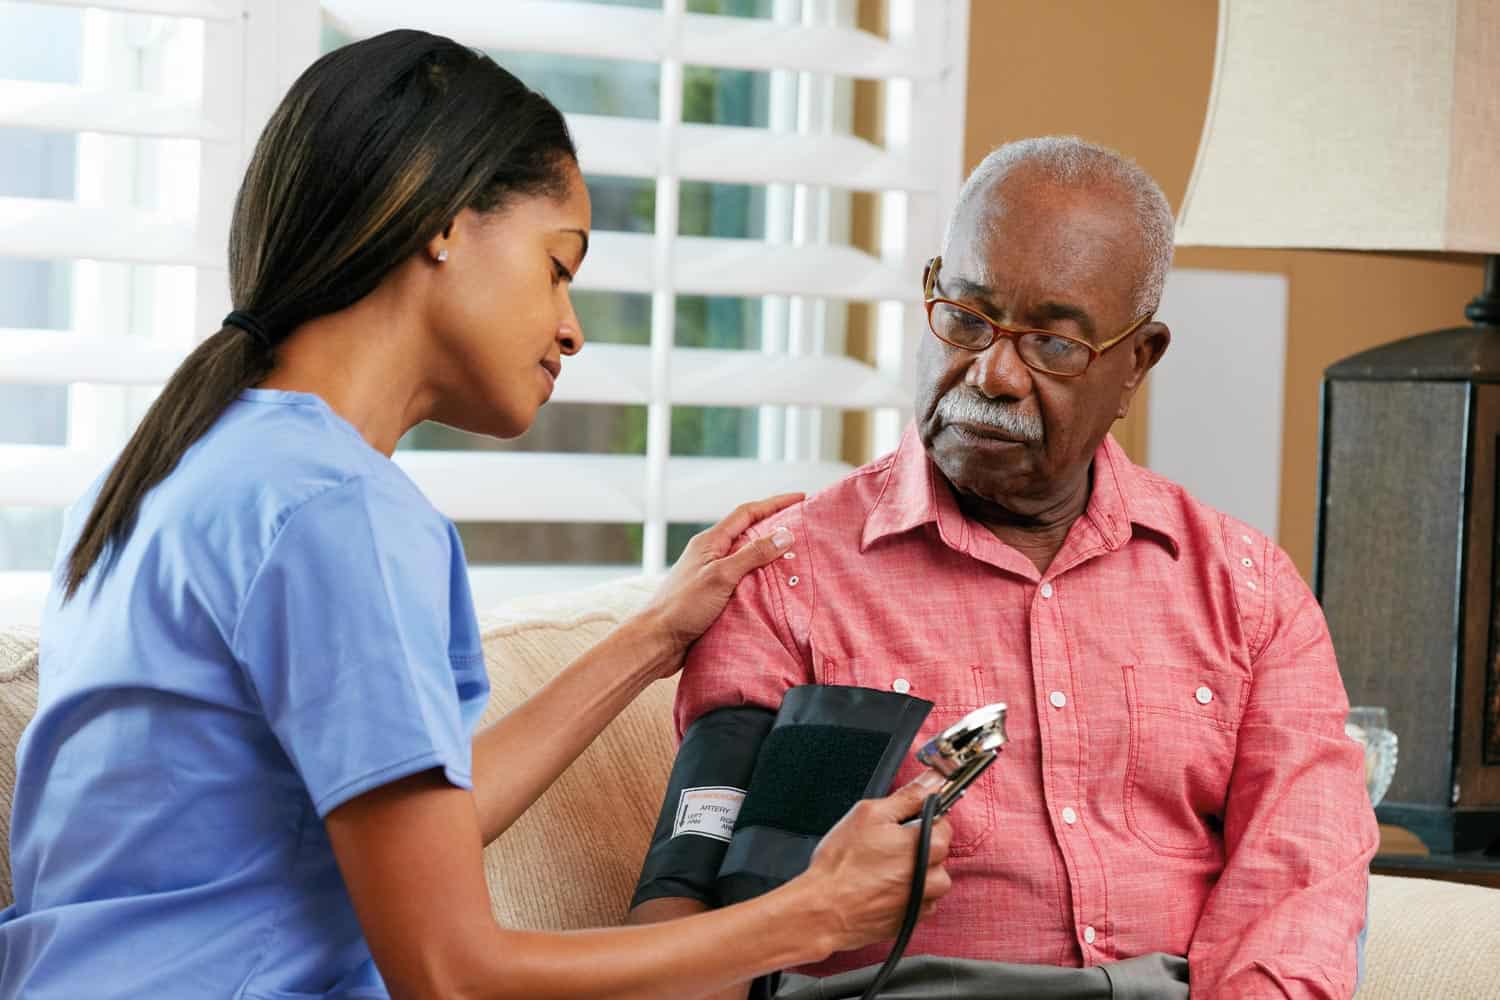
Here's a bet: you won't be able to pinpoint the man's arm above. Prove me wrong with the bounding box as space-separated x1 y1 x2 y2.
1187 543 1378 998
627 519 814 999
468 496 799 844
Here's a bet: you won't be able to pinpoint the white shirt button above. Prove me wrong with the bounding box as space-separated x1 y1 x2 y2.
1196 686 1214 705
782 551 795 560
1241 557 1254 568
787 575 800 586
1040 582 1054 599
1084 925 1097 944
1049 691 1067 709
1062 807 1078 825
892 678 911 694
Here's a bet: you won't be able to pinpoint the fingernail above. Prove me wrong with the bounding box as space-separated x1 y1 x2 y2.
914 770 945 790
771 527 794 549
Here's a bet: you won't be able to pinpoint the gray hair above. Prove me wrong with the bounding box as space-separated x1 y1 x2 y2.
944 136 1175 318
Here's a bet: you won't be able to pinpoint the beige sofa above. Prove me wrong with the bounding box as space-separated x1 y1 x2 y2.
3 578 1499 997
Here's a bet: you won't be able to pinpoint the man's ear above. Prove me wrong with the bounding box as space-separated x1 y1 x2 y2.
1116 322 1171 418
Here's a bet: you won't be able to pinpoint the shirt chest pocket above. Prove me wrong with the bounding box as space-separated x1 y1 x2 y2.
842 658 997 856
1122 663 1247 859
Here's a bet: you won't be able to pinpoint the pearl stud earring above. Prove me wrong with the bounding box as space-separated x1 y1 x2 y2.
436 249 449 262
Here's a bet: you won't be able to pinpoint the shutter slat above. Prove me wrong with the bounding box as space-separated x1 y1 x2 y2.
323 0 661 63
0 334 905 411
30 0 240 19
320 0 931 79
0 79 230 142
663 458 852 523
0 445 106 507
577 232 914 301
3 446 851 524
552 344 906 408
0 331 184 386
571 114 926 192
393 452 646 523
0 197 212 267
667 348 907 409
678 14 926 80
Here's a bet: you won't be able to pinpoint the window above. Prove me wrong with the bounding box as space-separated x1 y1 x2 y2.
0 0 257 620
0 0 970 621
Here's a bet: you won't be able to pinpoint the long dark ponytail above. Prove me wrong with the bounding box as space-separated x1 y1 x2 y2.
62 30 576 600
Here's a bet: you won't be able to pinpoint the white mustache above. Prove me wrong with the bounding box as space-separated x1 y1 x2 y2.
936 391 1044 443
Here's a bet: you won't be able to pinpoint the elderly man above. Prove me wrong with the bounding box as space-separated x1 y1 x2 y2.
630 136 1376 999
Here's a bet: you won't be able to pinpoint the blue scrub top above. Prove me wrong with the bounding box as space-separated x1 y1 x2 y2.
0 389 490 999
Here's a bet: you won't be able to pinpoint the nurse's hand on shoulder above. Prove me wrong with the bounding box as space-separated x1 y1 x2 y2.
640 492 802 674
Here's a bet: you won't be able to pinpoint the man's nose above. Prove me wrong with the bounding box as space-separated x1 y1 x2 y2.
966 335 1033 399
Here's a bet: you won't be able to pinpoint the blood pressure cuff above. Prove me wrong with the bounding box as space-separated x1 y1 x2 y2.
631 704 776 909
631 684 932 911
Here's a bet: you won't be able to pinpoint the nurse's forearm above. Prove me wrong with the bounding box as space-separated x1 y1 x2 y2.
628 898 752 1000
329 767 949 1000
462 878 832 1000
469 610 678 844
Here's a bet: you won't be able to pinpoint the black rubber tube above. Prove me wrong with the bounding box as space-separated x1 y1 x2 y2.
857 792 939 1000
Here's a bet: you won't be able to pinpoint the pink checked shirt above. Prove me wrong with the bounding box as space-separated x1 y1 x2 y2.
676 425 1377 999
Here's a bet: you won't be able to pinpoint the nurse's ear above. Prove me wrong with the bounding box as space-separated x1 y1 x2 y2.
425 222 455 266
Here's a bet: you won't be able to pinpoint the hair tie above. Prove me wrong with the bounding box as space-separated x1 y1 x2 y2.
224 310 274 350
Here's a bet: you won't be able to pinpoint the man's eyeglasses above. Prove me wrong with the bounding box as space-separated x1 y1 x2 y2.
922 255 1151 378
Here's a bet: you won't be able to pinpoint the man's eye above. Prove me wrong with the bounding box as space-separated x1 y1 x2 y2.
936 307 986 332
1033 335 1080 358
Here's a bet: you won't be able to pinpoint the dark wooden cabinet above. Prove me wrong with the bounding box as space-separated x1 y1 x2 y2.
1317 327 1500 853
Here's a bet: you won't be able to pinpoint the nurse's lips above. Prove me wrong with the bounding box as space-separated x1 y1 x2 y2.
539 358 561 392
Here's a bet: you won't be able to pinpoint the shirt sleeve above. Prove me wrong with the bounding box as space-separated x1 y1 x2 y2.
673 522 815 741
230 476 473 818
1187 543 1379 998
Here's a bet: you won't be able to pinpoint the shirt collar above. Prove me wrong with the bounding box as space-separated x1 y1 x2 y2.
861 423 1181 558
860 424 946 552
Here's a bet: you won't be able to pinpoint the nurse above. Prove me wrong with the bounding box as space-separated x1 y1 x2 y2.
0 29 951 1000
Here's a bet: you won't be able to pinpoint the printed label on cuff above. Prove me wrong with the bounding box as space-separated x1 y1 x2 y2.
672 785 746 843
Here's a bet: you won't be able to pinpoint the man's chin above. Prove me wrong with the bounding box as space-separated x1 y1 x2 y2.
928 435 1033 500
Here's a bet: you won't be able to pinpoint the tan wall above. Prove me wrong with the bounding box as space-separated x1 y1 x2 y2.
963 0 1486 578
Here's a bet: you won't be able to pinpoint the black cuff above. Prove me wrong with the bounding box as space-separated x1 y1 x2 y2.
631 706 775 910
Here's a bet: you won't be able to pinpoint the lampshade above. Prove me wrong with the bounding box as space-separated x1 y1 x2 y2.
1176 0 1500 252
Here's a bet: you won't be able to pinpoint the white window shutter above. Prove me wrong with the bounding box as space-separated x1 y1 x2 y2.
0 0 971 621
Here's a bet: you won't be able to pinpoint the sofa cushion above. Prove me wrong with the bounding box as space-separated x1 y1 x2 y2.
0 625 39 908
474 577 670 930
1360 873 1500 998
